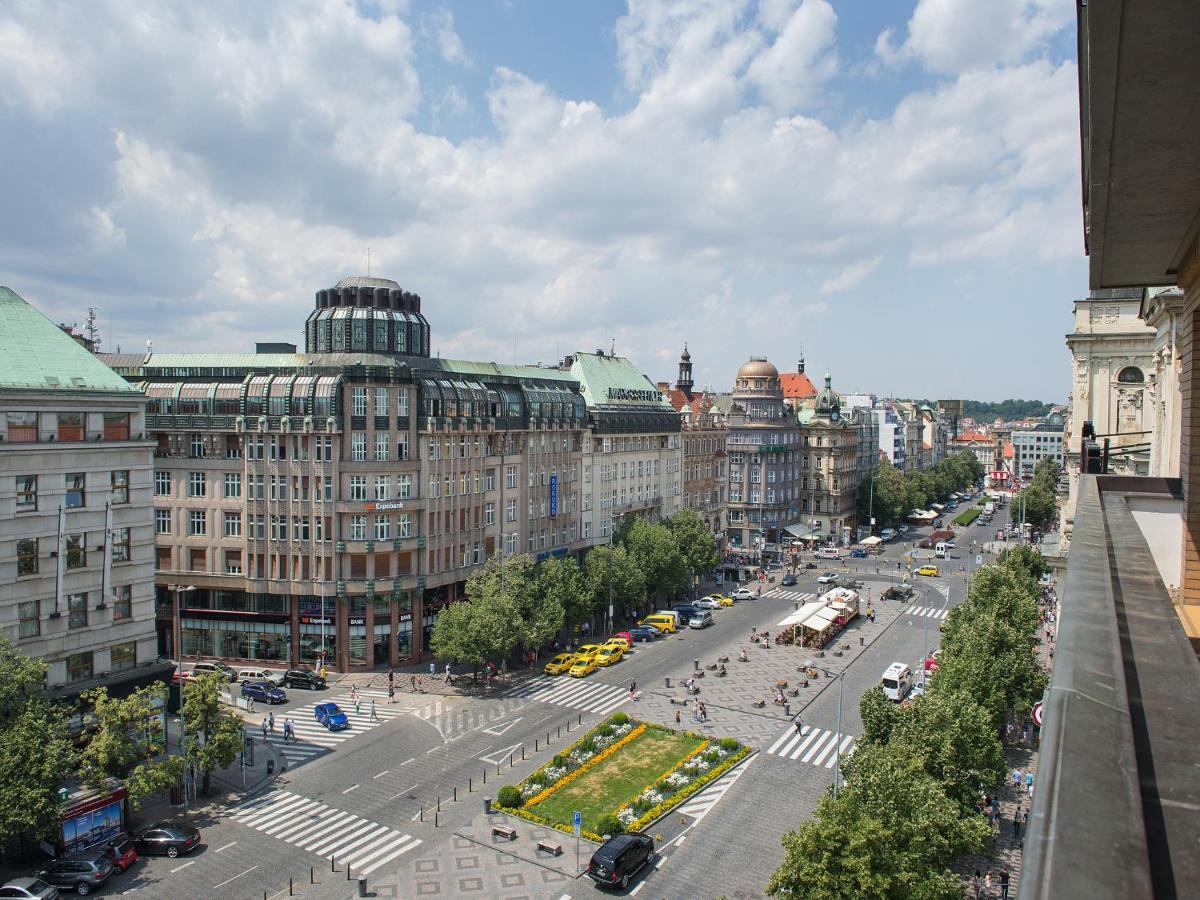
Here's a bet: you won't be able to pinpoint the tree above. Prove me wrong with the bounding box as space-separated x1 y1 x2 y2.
666 509 719 586
0 635 76 848
623 518 689 600
1018 483 1057 526
857 685 903 746
430 554 531 675
80 684 182 806
857 461 906 529
535 556 589 630
584 544 645 620
996 544 1051 585
182 673 245 795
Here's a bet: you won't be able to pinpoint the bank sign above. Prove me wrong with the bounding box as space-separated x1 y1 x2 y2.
606 387 663 403
549 474 558 518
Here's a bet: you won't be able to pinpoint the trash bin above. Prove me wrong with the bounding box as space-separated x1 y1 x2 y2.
357 876 368 897
664 676 671 689
267 759 275 775
784 703 790 717
484 797 492 814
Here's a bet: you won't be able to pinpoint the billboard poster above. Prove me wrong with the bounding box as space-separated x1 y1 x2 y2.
62 799 123 854
549 474 558 518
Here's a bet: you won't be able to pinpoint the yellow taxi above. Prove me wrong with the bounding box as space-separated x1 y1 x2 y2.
595 645 624 666
568 655 599 677
604 636 631 650
708 594 735 608
576 643 605 660
544 652 578 676
638 614 677 633
916 565 940 577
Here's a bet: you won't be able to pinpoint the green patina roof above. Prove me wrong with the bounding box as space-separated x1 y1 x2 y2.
435 358 577 382
0 287 138 393
567 351 672 409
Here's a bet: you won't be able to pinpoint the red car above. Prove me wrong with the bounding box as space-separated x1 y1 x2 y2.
106 835 139 872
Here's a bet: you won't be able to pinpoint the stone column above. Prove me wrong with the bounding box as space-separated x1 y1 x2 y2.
1178 236 1200 617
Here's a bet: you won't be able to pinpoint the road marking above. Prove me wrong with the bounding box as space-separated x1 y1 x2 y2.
213 865 258 888
372 770 389 779
479 743 523 766
214 841 237 853
481 717 523 736
401 757 415 766
389 783 420 800
425 745 442 754
342 784 360 794
170 861 195 874
631 882 646 896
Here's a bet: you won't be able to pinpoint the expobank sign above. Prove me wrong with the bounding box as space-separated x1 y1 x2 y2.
364 501 406 511
606 387 663 403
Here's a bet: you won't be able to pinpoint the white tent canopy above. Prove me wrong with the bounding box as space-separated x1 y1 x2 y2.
777 601 826 629
859 536 882 547
800 606 839 632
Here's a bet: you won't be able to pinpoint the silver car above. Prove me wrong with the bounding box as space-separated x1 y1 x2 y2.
0 878 60 899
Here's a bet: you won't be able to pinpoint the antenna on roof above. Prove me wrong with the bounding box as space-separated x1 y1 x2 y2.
609 338 616 357
366 247 371 277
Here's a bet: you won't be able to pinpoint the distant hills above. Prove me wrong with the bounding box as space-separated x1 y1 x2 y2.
961 399 1055 421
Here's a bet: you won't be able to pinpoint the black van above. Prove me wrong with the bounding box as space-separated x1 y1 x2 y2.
587 832 654 890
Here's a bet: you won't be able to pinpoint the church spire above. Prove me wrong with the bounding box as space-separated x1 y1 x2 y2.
678 343 694 396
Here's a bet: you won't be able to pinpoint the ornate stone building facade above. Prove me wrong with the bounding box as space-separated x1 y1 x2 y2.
658 347 727 539
798 374 875 546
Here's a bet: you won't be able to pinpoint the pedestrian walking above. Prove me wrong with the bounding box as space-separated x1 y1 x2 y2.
410 673 418 693
793 713 804 734
445 662 452 683
354 697 362 716
388 683 396 704
985 869 993 895
268 711 275 734
675 709 681 727
1012 768 1022 789
699 701 708 723
990 794 1000 822
1025 772 1035 795
984 795 993 824
350 684 358 702
999 869 1010 900
429 661 436 680
370 699 378 722
261 717 269 739
972 871 982 900
283 718 294 743
1012 810 1022 839
388 666 394 685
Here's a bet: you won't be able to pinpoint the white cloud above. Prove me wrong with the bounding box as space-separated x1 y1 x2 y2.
821 256 881 294
426 7 471 66
745 0 838 111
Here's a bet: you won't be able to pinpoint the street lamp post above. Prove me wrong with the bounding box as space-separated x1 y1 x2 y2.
921 583 950 682
169 584 196 808
823 667 845 798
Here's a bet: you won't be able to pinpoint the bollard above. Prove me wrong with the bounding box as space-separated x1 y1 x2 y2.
860 636 864 646
785 703 790 716
435 811 439 828
509 753 514 767
496 761 500 775
578 713 582 726
547 731 551 744
454 786 458 802
357 876 368 898
522 746 526 760
289 877 294 895
420 804 425 822
347 865 351 881
469 777 473 792
437 795 441 812
332 856 337 873
558 725 562 738
311 866 315 884
535 738 539 752
483 768 488 784
694 658 699 671
665 676 671 689
484 796 492 814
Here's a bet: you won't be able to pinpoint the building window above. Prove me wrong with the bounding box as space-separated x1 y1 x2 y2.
189 434 205 457
17 538 37 575
350 515 367 541
374 387 389 416
65 473 85 508
110 641 137 672
374 432 390 461
155 471 171 497
1117 366 1144 384
352 386 368 416
506 499 517 522
66 533 87 568
110 470 130 504
113 585 132 621
375 515 390 541
188 472 206 497
103 412 131 440
67 651 93 683
485 502 496 526
224 472 242 498
57 412 84 441
18 600 39 639
398 514 412 538
349 475 368 501
188 510 207 536
155 509 171 534
397 391 409 417
68 592 88 629
505 533 518 555
111 527 131 563
397 433 409 460
15 475 36 511
6 411 37 442
224 512 242 537
398 474 412 499
351 432 367 461
224 550 243 575
374 476 391 501
505 466 518 489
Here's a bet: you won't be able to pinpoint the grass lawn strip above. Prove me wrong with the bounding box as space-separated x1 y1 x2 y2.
522 722 646 808
529 729 703 834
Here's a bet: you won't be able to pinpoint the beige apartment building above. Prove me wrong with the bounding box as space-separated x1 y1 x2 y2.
0 287 170 696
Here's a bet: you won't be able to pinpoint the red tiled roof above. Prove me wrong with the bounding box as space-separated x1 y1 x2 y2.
660 386 718 414
779 372 816 399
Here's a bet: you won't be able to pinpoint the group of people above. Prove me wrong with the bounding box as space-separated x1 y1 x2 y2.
970 868 1011 900
260 712 297 743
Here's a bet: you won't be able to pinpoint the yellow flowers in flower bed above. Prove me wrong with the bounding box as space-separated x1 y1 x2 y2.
522 723 647 808
622 742 754 833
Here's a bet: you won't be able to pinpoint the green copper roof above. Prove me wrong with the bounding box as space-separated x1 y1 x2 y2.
0 287 138 393
567 351 672 409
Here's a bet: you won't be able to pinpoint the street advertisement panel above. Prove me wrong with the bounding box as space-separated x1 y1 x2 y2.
62 799 123 855
549 474 558 517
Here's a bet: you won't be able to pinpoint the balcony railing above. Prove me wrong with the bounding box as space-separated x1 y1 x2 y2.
1019 475 1200 899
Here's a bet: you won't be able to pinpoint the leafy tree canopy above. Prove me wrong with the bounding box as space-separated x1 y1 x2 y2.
584 543 646 617
623 517 689 600
666 508 719 580
962 399 1055 421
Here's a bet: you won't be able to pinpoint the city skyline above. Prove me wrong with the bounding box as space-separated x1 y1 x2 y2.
0 0 1078 404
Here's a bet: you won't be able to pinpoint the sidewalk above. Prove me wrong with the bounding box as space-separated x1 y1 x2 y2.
953 586 1058 897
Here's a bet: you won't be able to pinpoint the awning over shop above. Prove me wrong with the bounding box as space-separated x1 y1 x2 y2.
859 536 882 547
800 607 840 632
776 601 826 629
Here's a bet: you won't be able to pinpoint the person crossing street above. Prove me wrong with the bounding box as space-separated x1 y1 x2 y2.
369 699 378 722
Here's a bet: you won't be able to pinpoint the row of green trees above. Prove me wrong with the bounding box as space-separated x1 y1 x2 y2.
767 545 1050 898
856 452 985 530
429 509 719 674
1014 458 1061 527
0 639 243 851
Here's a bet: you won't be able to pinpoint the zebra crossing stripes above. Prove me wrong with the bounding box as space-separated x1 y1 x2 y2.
501 675 630 715
258 689 408 769
765 725 855 769
229 790 422 876
904 604 949 620
676 756 753 822
767 588 818 604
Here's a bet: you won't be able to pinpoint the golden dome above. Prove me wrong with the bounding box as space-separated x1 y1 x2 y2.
737 357 779 379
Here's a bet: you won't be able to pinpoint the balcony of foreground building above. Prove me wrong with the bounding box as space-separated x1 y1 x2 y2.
1019 475 1200 899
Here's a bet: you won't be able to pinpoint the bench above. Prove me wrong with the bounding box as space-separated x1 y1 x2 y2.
669 697 688 706
536 839 563 857
492 824 517 841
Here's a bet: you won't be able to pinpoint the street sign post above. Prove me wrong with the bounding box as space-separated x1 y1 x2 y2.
976 554 983 566
574 810 582 868
1031 701 1044 728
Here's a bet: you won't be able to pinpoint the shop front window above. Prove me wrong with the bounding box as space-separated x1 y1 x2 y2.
181 617 288 661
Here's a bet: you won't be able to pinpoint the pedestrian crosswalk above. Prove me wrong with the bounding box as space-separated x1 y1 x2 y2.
765 724 855 769
904 603 950 620
257 689 410 769
770 589 818 605
229 790 422 876
499 675 630 715
676 756 754 822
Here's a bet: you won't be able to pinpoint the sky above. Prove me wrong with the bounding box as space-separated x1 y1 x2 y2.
0 0 1082 401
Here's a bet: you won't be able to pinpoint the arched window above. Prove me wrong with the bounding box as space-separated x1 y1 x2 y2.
1117 366 1144 384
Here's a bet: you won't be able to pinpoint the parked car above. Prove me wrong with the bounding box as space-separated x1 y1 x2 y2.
576 643 605 660
670 604 698 619
711 594 735 607
916 565 940 577
283 669 327 690
780 574 797 586
897 525 909 533
814 546 840 559
604 636 631 650
693 596 722 609
687 611 713 629
104 836 138 874
595 646 624 666
238 667 285 686
241 680 287 704
587 832 655 890
314 702 349 730
544 653 578 675
133 821 200 858
569 656 598 678
817 572 839 584
849 548 868 558
34 851 114 896
730 587 755 601
882 584 914 601
191 660 238 682
627 626 660 642
0 878 59 899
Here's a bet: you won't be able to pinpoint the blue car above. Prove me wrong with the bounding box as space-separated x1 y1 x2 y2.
628 626 660 642
241 680 286 704
849 548 868 558
314 702 349 731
